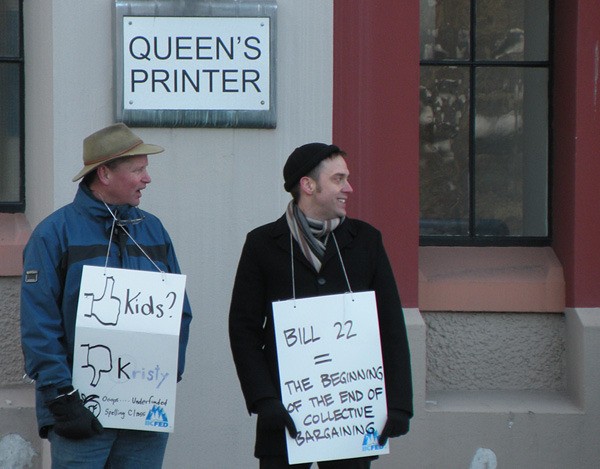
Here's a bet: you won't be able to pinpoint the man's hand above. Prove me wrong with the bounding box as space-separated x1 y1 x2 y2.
378 409 411 446
47 389 103 439
255 398 298 438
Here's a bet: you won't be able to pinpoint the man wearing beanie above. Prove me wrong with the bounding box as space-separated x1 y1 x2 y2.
20 123 192 468
229 143 413 468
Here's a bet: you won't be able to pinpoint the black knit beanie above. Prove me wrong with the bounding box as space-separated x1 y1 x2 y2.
283 143 341 192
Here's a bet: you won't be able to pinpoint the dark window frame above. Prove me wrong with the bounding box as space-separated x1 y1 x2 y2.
419 1 553 247
0 0 25 213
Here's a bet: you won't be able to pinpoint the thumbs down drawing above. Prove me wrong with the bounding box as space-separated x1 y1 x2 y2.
80 344 113 387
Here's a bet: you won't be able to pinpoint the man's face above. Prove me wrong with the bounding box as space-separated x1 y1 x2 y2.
306 155 353 220
102 155 151 206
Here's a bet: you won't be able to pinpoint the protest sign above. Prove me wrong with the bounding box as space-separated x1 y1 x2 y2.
272 291 389 464
72 265 186 432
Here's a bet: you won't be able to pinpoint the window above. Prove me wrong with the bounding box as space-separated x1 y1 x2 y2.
419 0 551 245
0 0 24 212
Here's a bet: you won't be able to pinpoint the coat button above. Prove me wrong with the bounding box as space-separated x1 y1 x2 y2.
317 277 326 285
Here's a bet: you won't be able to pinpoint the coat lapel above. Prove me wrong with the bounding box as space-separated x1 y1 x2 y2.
271 214 316 272
322 218 355 266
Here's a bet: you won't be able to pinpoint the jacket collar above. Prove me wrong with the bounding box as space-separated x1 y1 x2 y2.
73 182 144 231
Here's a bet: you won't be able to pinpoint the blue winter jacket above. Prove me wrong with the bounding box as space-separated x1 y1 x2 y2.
20 183 192 437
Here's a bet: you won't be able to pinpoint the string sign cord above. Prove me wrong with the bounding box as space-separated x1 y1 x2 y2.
332 232 353 297
290 233 296 305
102 201 165 276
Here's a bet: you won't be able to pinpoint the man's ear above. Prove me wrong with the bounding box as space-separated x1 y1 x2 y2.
299 176 314 195
96 165 111 185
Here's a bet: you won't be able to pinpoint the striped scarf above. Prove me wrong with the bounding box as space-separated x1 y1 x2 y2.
285 201 343 272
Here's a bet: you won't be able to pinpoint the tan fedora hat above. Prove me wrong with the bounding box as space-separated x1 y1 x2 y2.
72 123 164 181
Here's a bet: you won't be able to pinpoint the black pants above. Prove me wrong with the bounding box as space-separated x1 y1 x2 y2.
259 456 372 469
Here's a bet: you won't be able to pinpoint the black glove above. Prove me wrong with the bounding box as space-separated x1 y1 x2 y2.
378 409 411 446
255 398 298 438
47 389 103 439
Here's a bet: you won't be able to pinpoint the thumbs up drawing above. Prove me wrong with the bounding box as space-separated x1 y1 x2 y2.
83 276 121 326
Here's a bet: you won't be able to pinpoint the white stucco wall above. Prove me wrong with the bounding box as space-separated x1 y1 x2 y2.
424 312 566 391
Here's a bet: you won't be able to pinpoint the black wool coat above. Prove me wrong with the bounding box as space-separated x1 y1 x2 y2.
229 214 413 457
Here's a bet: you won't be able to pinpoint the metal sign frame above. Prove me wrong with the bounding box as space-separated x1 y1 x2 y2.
114 0 277 128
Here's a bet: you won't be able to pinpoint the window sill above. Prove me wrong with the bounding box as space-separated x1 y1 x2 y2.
419 246 565 312
425 389 580 414
0 213 31 276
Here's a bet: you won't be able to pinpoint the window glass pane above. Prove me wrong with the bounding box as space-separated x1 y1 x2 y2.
420 0 550 244
474 67 548 237
0 0 20 57
476 0 549 61
0 63 21 203
420 0 470 60
420 66 470 236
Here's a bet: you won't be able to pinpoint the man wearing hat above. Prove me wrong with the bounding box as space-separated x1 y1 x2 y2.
20 123 192 468
229 143 413 468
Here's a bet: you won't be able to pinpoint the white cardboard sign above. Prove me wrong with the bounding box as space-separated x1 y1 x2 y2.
272 291 389 464
72 266 186 432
